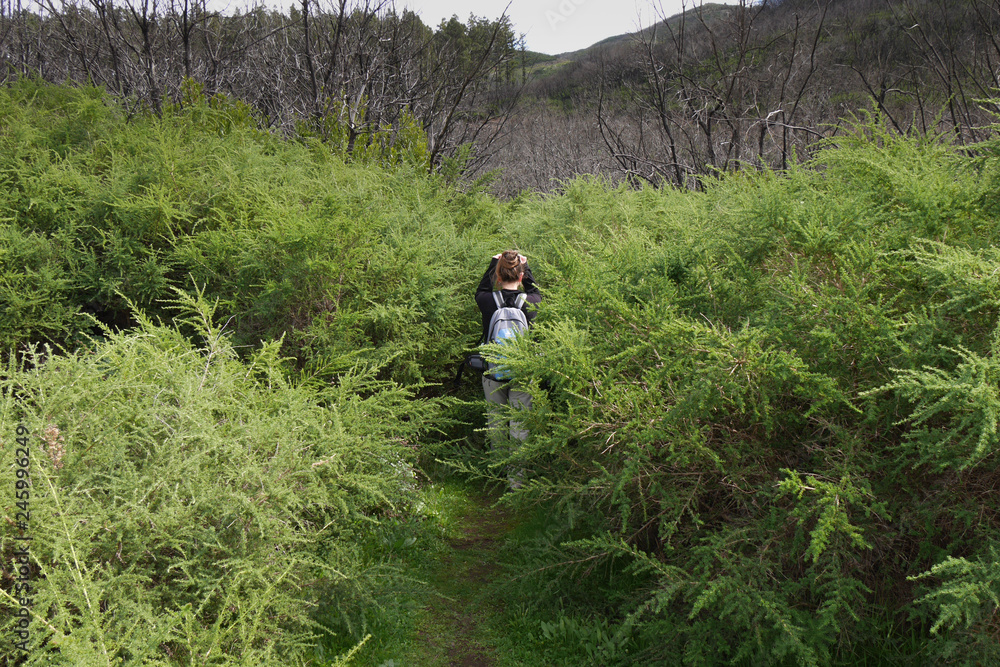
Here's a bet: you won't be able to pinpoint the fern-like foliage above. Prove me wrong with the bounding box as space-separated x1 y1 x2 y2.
0 293 442 665
910 547 1000 665
866 344 1000 471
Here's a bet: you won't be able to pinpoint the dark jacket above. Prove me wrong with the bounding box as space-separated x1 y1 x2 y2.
475 257 542 341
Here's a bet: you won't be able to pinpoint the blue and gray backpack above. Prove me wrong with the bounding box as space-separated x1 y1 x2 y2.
485 291 529 381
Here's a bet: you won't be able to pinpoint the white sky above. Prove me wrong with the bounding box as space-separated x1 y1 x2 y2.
401 1 746 55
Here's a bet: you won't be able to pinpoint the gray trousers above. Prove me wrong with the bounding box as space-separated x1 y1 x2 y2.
482 376 531 445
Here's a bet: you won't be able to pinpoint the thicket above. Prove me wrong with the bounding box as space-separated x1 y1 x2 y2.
3 80 1000 664
0 294 452 664
486 116 1000 664
0 79 503 665
0 78 505 384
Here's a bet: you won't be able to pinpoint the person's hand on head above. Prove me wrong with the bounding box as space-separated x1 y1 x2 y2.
494 252 527 265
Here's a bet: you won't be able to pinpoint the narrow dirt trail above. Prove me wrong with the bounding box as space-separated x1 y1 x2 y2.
409 491 514 667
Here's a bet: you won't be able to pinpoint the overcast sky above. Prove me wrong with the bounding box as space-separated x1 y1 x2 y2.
400 1 745 55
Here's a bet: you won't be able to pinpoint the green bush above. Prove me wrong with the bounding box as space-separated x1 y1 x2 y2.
7 79 1000 665
0 224 79 350
0 79 504 384
0 294 446 665
483 113 1000 664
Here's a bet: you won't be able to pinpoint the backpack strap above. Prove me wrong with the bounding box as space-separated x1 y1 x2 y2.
494 290 528 310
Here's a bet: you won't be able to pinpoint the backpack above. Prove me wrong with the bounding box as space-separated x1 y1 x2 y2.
485 291 529 382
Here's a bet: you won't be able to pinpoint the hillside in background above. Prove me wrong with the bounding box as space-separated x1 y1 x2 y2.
482 0 1000 194
556 1 736 58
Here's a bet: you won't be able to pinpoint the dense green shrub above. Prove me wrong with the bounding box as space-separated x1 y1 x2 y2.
0 79 504 384
5 80 1000 665
0 294 447 665
0 225 79 350
483 115 1000 664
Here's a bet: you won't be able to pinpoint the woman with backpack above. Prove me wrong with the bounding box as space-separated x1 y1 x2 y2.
475 250 542 489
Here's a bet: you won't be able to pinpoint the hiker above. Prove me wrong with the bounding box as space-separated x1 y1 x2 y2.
476 250 542 488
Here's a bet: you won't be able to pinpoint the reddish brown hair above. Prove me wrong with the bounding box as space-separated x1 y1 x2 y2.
495 250 524 285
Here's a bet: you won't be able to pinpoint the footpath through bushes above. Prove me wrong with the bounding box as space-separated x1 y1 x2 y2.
3 81 1000 665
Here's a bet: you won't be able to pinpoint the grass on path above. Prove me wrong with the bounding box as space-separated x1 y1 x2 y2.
353 477 523 667
405 484 514 667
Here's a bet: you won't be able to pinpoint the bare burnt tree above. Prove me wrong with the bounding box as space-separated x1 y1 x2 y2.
167 0 208 80
478 96 626 196
840 0 917 134
124 0 163 111
273 2 523 169
968 0 1000 102
39 0 98 81
284 3 523 169
884 0 1000 143
598 0 831 188
60 0 175 112
420 14 522 171
215 2 303 123
825 0 1000 142
0 0 11 65
306 0 421 152
1 0 47 77
0 0 522 172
